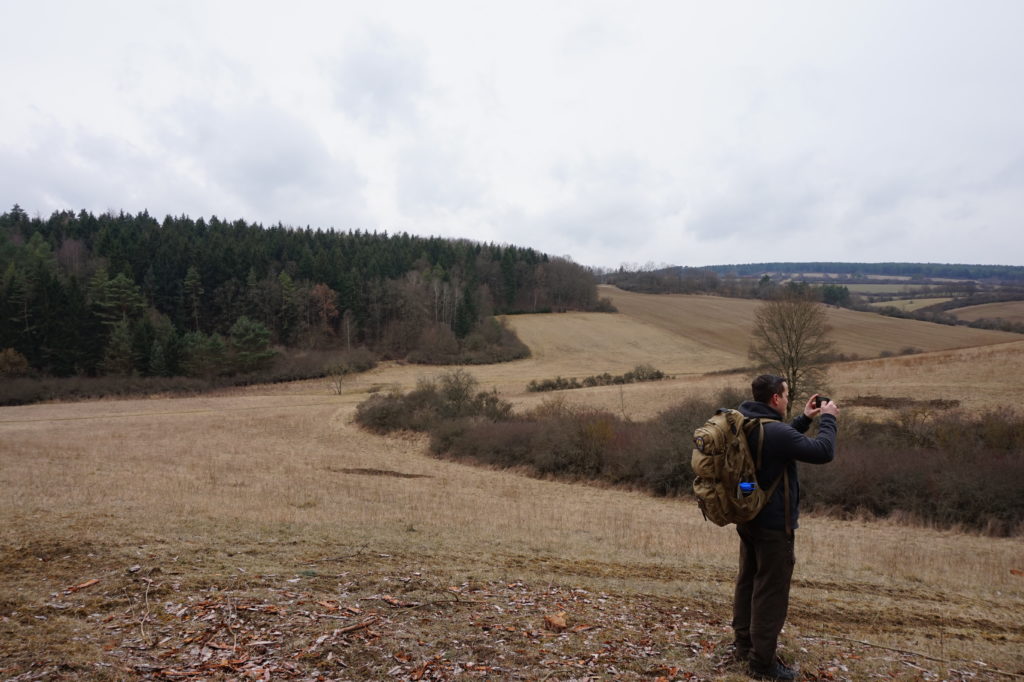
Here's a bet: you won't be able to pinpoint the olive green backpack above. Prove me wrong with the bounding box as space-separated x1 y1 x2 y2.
691 409 788 527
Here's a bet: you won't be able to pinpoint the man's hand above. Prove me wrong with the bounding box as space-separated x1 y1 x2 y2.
803 394 821 418
820 399 839 418
804 394 839 419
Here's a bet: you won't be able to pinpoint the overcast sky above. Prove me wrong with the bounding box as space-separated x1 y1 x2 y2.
3 1 1023 269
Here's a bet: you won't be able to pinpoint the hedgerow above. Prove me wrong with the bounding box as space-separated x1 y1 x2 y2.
526 364 668 392
356 371 1024 536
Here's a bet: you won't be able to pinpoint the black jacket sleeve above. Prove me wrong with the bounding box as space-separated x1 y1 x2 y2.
776 414 836 464
754 414 837 530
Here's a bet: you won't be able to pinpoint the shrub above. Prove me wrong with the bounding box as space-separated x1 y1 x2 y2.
802 408 1024 535
353 390 410 434
0 348 32 377
527 365 669 392
353 369 513 435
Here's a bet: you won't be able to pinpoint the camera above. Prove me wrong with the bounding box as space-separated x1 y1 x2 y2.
814 395 831 408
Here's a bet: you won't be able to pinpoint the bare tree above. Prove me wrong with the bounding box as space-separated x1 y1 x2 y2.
748 293 836 416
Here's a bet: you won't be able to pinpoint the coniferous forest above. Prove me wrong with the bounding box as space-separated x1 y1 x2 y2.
0 204 607 380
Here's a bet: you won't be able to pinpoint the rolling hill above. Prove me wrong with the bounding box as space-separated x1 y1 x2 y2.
599 285 1021 360
951 300 1024 324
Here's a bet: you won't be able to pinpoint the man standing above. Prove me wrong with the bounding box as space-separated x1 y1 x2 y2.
733 374 838 680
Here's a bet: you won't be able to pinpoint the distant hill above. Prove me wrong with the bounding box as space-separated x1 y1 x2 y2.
703 261 1024 283
599 261 1024 334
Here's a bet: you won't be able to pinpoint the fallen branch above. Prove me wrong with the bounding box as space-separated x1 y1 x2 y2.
65 578 100 594
335 617 378 634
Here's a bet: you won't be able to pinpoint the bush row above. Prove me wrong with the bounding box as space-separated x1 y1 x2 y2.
526 364 668 392
0 347 377 406
355 368 513 434
801 441 1024 536
355 370 1024 536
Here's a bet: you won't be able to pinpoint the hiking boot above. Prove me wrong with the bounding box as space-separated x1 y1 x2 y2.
748 660 796 680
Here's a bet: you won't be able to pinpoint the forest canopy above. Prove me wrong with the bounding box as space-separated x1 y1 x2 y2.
0 204 606 378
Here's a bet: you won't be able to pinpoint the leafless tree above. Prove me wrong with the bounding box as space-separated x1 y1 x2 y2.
748 292 836 416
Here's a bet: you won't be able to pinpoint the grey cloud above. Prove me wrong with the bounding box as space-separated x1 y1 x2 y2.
0 121 207 219
687 158 834 244
395 141 485 214
156 99 367 226
516 155 687 263
331 26 427 134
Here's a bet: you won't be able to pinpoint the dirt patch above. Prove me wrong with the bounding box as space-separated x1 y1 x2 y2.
331 467 432 479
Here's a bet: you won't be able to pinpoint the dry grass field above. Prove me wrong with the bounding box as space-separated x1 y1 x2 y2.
601 286 1020 363
2 289 1024 680
951 300 1024 325
867 297 955 312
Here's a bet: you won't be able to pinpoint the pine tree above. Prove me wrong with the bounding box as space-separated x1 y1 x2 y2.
183 265 204 332
228 316 276 373
101 318 136 375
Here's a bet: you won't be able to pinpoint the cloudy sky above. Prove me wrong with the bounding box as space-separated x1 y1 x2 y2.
3 1 1023 268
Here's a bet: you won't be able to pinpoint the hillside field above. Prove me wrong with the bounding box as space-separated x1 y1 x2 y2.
867 297 954 312
952 300 1024 324
2 288 1023 680
599 285 1020 363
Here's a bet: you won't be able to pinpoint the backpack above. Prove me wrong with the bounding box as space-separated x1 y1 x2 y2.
691 408 787 527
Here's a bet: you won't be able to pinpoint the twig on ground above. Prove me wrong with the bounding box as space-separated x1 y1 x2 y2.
306 544 371 564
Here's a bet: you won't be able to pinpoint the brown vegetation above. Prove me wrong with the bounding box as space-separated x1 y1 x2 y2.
357 374 1024 536
3 289 1024 679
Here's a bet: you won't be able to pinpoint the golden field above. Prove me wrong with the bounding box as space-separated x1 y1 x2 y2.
951 300 1024 325
867 297 954 312
2 288 1023 680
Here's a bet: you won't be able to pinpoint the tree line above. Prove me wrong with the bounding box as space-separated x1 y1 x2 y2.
704 261 1024 283
602 266 855 306
0 204 607 378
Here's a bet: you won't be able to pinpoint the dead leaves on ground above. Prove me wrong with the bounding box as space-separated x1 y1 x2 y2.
543 610 568 632
14 564 745 681
9 562 1016 681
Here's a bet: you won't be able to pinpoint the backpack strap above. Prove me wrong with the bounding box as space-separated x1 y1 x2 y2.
752 417 792 535
783 469 792 535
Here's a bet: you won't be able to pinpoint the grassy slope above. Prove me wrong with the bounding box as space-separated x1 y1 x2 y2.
867 297 954 311
952 300 1024 324
2 289 1024 680
601 285 1021 359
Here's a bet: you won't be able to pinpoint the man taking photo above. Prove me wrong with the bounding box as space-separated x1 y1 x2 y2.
733 374 839 680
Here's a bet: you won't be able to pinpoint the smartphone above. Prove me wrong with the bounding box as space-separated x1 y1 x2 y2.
814 395 831 408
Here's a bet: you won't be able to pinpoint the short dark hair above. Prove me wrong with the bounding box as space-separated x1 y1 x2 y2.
751 374 786 404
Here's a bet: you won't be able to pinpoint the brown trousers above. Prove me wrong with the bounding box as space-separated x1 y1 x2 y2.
732 523 796 669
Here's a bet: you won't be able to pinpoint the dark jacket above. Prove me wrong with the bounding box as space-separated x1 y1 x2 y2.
738 400 837 531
